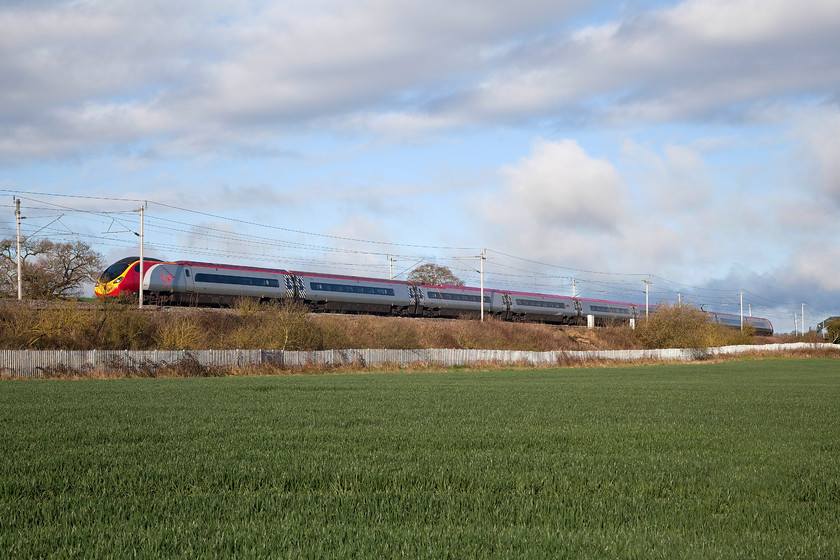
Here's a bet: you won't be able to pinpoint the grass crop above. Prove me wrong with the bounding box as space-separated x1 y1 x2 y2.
1 359 838 558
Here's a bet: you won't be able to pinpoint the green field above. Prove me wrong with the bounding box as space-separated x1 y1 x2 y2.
2 359 838 558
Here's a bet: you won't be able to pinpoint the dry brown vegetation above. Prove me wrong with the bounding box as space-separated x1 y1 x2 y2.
633 303 758 348
0 297 822 353
2 299 837 380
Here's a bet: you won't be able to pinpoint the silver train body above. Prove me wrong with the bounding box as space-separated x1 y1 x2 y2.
141 260 774 335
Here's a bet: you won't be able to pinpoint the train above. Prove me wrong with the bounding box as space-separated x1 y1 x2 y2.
94 256 774 335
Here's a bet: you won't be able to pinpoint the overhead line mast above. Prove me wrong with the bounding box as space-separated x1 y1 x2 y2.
135 204 146 309
14 197 23 300
479 250 486 322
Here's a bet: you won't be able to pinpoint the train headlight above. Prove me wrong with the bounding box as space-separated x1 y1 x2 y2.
113 277 123 285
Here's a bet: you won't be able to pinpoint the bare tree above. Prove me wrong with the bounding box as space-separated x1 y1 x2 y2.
407 263 465 286
0 238 106 299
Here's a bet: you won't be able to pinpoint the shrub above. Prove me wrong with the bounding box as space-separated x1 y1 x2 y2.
2 304 99 349
0 304 38 349
234 297 261 319
154 316 205 350
228 301 322 350
826 319 840 344
635 303 754 349
271 301 323 350
93 297 156 350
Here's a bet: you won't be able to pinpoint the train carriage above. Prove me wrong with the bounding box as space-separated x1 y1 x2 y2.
710 312 774 336
578 298 639 325
94 256 163 297
291 271 414 315
144 261 287 306
419 284 499 318
506 291 578 324
745 316 773 336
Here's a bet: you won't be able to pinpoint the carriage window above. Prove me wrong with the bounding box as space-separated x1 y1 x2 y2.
194 273 278 287
590 305 630 314
427 291 490 303
310 282 395 297
516 299 566 309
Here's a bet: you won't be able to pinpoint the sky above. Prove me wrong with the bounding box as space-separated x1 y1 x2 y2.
1 0 839 332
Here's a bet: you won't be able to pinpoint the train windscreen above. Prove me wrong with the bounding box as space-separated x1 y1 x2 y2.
98 257 137 283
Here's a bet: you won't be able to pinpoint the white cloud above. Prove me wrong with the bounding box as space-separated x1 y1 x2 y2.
483 139 628 268
482 137 759 280
2 0 840 161
0 0 597 160
794 105 840 203
791 245 840 293
454 0 840 124
484 135 835 288
339 111 463 140
500 139 626 229
620 140 713 216
664 0 840 43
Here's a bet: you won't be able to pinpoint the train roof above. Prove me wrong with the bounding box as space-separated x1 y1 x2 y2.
175 260 289 275
419 283 488 291
290 270 411 285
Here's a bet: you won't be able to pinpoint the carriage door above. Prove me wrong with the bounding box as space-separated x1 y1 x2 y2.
285 274 306 301
502 293 512 321
408 284 423 316
183 267 194 294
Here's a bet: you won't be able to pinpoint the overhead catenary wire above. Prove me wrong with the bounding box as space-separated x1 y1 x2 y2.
3 190 836 326
5 193 478 265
